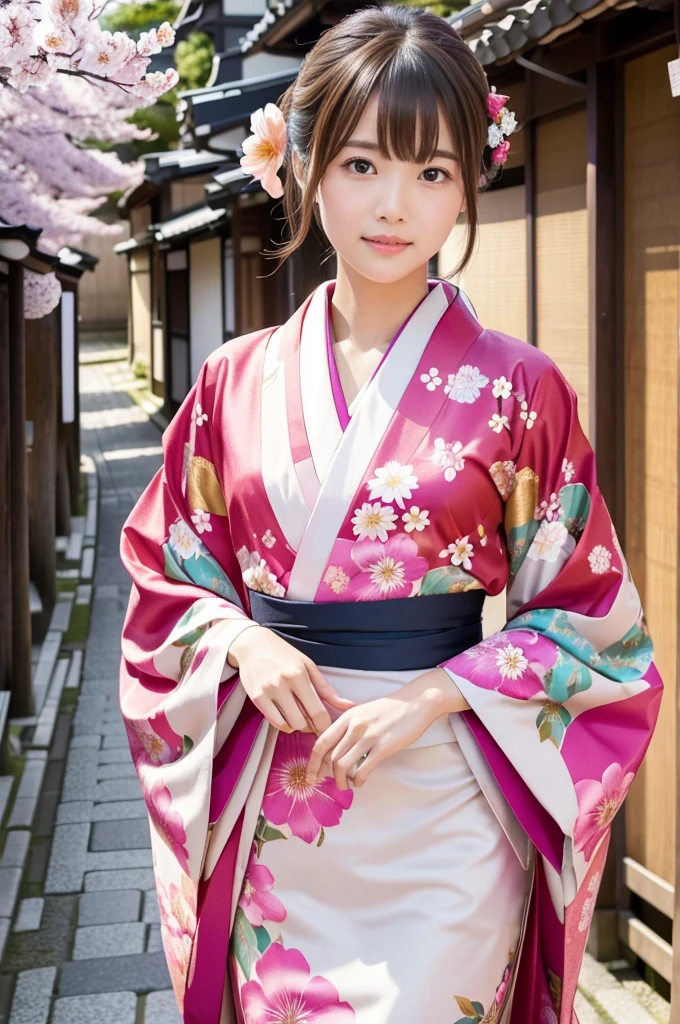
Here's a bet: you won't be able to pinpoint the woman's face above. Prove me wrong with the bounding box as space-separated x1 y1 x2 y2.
315 92 466 285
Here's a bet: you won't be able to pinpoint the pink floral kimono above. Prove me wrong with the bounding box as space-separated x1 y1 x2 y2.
120 279 662 1024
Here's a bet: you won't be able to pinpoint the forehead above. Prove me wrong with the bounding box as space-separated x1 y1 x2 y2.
350 92 456 156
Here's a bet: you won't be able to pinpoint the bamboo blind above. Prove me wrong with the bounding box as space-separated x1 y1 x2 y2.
535 108 590 439
440 184 528 340
623 45 680 887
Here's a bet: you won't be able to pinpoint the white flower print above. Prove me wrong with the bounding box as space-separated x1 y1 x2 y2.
430 438 465 482
323 566 350 594
492 376 513 400
578 871 601 933
527 520 569 563
194 403 208 427
562 458 575 483
489 413 510 434
368 556 407 595
351 502 398 542
168 519 200 560
496 644 528 680
243 557 285 597
420 367 442 391
535 493 561 523
445 365 489 404
500 110 518 136
439 536 474 572
520 401 538 429
588 545 612 575
190 509 212 535
367 461 418 510
488 123 503 149
262 529 276 548
402 506 430 533
235 546 251 572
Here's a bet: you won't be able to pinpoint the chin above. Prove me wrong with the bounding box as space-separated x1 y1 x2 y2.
341 252 424 286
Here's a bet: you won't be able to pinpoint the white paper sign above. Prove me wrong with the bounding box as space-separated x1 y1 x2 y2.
669 58 680 98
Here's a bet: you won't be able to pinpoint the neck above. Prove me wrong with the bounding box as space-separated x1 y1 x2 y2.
329 258 430 353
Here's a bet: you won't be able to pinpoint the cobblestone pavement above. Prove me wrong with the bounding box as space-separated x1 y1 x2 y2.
3 355 180 1024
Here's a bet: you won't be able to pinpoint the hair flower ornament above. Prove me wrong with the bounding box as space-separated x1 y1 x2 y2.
239 103 287 199
486 87 518 166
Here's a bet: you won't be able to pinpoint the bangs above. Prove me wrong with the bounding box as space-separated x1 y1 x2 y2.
374 50 449 165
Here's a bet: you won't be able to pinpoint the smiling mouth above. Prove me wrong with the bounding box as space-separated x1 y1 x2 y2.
362 237 411 246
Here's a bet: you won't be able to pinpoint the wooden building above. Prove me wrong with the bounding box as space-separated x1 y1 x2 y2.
445 0 680 1002
0 222 96 717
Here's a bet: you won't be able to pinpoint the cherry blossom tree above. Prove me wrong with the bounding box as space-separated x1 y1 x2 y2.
0 0 179 316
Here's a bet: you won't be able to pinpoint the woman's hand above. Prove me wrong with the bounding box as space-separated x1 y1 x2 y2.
306 668 470 790
227 625 355 735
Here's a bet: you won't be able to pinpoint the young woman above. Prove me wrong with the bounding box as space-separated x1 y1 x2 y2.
120 7 662 1023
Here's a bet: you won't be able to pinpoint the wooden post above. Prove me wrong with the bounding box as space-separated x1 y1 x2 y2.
0 275 13 698
232 198 242 337
585 57 627 961
523 69 537 349
8 263 34 717
25 310 58 640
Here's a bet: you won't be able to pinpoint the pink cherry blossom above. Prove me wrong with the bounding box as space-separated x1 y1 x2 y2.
156 874 197 1000
492 139 511 165
145 781 190 872
345 533 428 601
0 4 36 68
239 851 287 927
23 271 62 319
126 712 183 768
487 90 509 121
241 941 355 1023
573 762 635 861
240 103 287 199
262 731 353 844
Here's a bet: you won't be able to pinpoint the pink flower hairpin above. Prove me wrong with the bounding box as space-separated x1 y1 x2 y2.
239 103 287 199
486 86 518 166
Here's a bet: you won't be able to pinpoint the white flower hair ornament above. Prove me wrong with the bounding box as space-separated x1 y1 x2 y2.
486 87 519 166
239 103 287 198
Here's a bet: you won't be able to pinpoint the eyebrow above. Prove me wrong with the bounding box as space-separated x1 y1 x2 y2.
344 139 459 162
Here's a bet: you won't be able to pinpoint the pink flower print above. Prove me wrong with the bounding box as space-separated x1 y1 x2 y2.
492 139 511 165
239 852 287 928
430 438 465 482
241 941 355 1023
573 763 635 861
240 104 287 199
487 89 510 121
157 874 197 1002
126 713 182 768
345 534 428 601
262 731 353 844
535 492 562 523
145 781 190 872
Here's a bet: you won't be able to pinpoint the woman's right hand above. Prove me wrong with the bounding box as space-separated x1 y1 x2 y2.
227 625 355 735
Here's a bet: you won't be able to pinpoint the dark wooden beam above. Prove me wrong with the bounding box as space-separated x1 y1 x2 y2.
524 70 537 348
8 263 34 717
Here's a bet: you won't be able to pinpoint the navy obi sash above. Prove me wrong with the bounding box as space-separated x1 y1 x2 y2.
248 590 486 671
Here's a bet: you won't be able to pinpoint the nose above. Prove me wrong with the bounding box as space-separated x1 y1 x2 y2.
373 173 409 223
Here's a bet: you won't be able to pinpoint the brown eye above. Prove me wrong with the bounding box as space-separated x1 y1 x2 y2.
347 158 374 175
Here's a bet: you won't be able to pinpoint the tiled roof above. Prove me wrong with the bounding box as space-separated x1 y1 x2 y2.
240 0 303 53
458 0 632 66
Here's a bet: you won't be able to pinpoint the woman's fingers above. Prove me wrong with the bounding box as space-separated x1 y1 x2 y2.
353 746 383 788
306 662 355 711
307 720 345 782
258 700 292 732
274 692 311 734
292 679 333 735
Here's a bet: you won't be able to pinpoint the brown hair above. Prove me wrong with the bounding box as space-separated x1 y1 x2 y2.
272 4 495 276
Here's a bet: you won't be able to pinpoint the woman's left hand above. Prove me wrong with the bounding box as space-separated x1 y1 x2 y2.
305 668 470 791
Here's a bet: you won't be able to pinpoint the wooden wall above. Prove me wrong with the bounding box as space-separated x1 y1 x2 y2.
623 45 680 887
130 249 152 368
78 224 130 332
535 108 591 439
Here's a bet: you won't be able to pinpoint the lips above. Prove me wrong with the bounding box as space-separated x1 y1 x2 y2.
363 236 410 245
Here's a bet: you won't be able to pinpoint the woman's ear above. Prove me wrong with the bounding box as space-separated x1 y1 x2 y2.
291 149 306 189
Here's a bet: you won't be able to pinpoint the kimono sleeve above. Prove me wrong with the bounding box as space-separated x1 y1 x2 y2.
439 362 663 880
119 356 260 883
121 356 258 681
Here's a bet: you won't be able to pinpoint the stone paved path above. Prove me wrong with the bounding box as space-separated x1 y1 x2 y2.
4 354 180 1024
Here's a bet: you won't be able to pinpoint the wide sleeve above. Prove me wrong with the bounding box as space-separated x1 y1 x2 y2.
120 355 261 883
440 362 663 882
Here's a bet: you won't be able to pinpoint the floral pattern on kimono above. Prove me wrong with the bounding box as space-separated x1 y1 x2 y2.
119 281 662 1024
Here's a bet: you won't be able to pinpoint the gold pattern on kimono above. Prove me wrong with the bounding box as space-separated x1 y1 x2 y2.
548 970 563 1012
505 467 539 531
186 456 228 516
